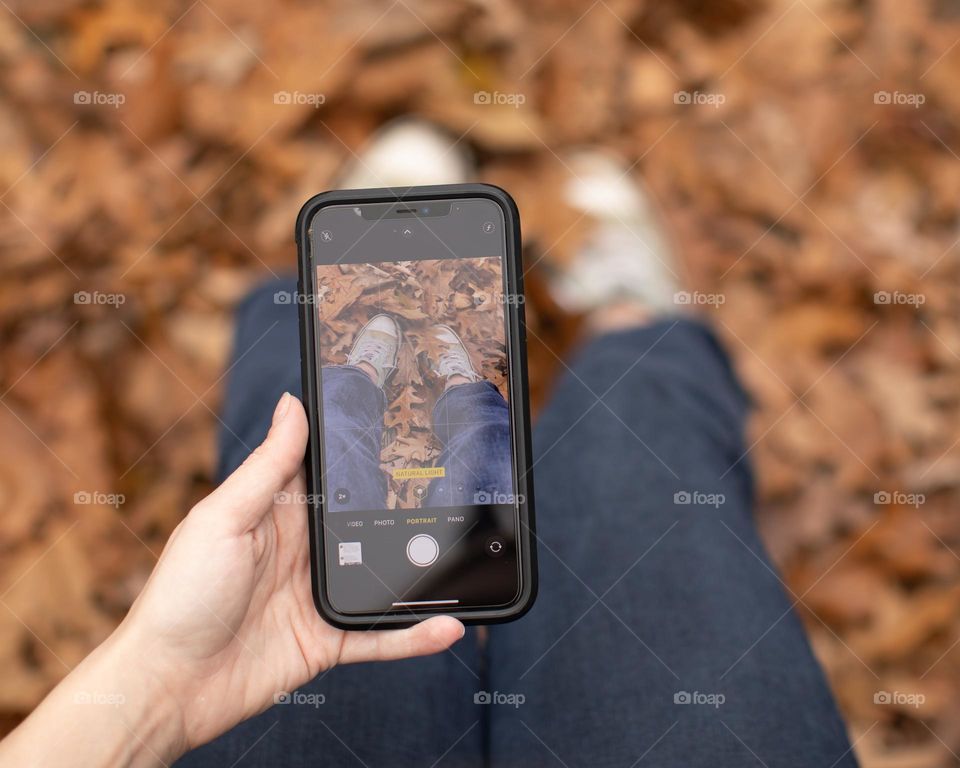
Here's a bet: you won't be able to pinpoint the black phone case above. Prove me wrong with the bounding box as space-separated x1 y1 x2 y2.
296 183 537 629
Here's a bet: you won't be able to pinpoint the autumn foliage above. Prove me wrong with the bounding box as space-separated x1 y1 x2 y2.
1 0 960 763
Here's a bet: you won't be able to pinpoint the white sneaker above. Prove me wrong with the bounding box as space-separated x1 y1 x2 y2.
338 118 474 189
430 325 481 386
549 151 684 315
346 314 400 388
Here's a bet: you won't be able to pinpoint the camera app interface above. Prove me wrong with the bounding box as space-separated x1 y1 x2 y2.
309 198 521 614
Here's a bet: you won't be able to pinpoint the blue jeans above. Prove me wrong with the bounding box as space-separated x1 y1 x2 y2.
425 381 513 508
179 278 857 768
322 366 513 511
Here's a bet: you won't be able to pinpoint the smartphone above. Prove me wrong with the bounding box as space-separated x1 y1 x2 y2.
296 184 537 628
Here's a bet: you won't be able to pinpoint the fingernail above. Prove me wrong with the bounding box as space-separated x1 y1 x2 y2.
272 392 292 424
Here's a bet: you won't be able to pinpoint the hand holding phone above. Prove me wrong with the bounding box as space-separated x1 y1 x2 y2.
297 184 537 627
0 392 465 768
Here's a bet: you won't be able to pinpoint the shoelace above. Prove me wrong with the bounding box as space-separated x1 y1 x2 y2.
437 347 476 381
352 338 392 365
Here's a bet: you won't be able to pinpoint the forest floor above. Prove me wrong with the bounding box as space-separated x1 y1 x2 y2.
2 0 960 763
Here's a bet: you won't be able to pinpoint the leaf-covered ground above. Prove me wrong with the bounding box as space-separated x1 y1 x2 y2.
2 0 960 763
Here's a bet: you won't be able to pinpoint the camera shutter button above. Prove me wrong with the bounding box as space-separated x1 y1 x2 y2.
406 534 439 567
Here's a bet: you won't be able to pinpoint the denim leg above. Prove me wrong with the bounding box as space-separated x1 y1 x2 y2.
215 279 304 481
424 381 513 507
321 365 388 512
485 319 857 768
177 278 484 768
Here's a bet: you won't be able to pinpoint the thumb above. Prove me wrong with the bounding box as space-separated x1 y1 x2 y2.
202 392 308 533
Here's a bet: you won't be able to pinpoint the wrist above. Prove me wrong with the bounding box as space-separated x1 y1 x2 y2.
66 622 189 766
0 621 189 768
94 621 190 764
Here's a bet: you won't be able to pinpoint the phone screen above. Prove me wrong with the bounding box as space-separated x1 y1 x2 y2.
307 197 522 614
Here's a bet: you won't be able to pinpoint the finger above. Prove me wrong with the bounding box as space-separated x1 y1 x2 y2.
199 393 308 533
337 616 466 665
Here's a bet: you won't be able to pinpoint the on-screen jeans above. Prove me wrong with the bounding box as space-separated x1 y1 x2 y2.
321 366 513 512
